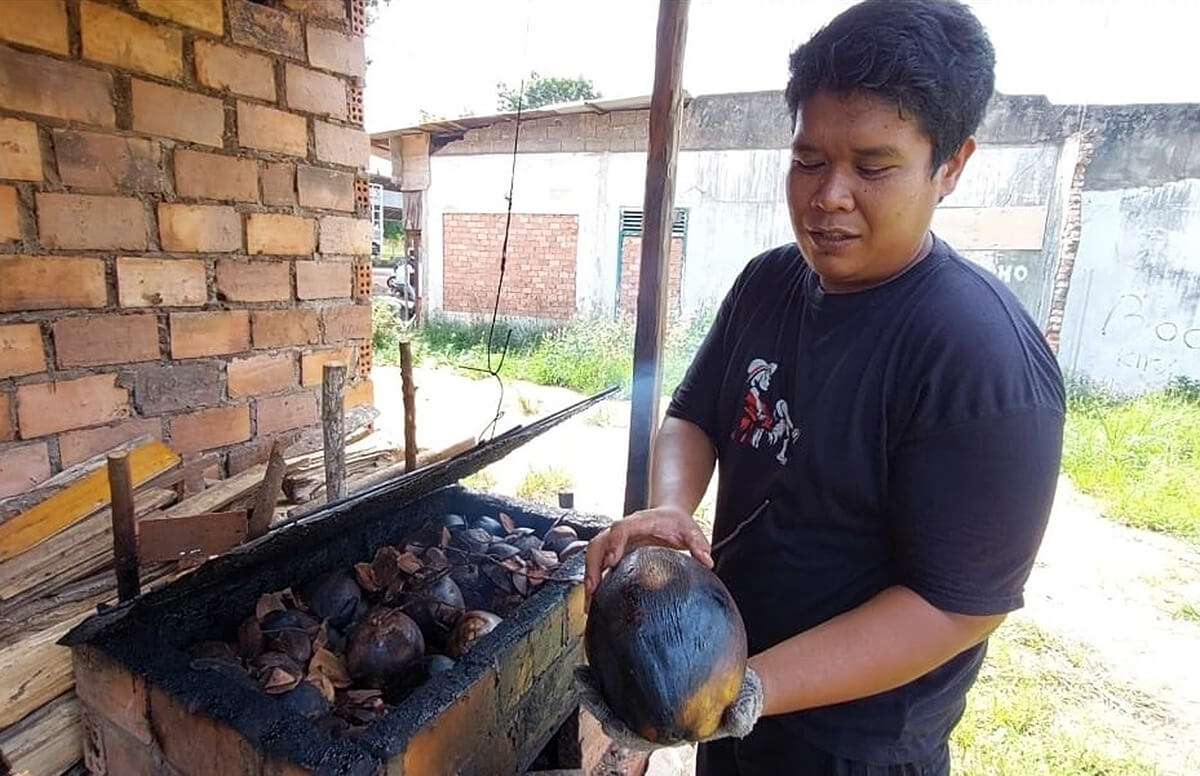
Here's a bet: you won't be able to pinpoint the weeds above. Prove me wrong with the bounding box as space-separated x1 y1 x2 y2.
515 466 572 504
1062 376 1200 541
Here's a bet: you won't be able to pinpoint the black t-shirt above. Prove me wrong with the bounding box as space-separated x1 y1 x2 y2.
668 237 1065 767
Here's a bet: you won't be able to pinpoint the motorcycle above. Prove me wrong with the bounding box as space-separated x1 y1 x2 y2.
383 252 417 329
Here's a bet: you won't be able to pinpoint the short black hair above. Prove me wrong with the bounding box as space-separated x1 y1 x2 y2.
785 0 996 169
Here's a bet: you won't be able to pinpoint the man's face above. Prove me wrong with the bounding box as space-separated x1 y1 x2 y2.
786 90 974 292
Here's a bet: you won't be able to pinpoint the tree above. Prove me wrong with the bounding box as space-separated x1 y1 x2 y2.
496 72 601 112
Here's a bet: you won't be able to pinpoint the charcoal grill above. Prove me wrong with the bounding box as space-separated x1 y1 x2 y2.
61 390 616 776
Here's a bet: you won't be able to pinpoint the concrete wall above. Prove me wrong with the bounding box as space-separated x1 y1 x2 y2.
422 92 1200 393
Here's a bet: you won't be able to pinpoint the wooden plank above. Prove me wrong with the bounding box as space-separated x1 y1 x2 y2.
0 691 82 776
400 341 417 472
0 440 179 562
137 510 248 564
249 441 288 539
624 0 690 515
931 205 1049 251
323 362 348 502
0 612 89 728
106 452 139 602
160 461 269 519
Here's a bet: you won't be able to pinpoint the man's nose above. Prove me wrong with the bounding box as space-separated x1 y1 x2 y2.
810 168 855 213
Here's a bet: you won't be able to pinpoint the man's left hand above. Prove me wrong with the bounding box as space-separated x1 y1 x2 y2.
572 665 764 751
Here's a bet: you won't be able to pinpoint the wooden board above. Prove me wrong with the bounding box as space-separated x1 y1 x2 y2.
0 440 179 562
0 612 89 728
0 691 82 776
931 206 1049 251
0 435 154 520
0 488 176 602
137 510 248 564
161 461 268 518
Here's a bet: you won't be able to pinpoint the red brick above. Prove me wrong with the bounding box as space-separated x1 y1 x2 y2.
237 101 308 157
73 646 152 746
81 0 182 81
0 323 43 378
228 352 296 397
0 185 18 242
252 309 320 348
257 390 318 435
297 166 354 211
247 213 316 255
58 417 163 466
175 150 259 203
138 0 224 35
37 193 146 250
301 347 354 386
122 361 223 414
0 393 11 441
0 118 42 182
313 121 368 168
168 405 252 454
216 259 291 302
170 311 251 359
345 378 373 409
282 0 346 19
0 47 115 127
158 204 241 252
0 256 108 312
297 260 351 299
16 374 130 438
53 130 163 191
194 40 275 101
261 162 296 206
306 26 364 78
116 257 207 308
53 314 160 368
318 216 371 255
231 0 304 59
0 442 51 499
0 0 69 55
285 64 348 119
132 79 224 148
321 302 371 342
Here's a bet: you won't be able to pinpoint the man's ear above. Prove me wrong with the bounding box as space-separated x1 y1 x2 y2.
937 136 977 200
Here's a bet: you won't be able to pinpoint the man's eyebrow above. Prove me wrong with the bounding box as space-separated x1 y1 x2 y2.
789 142 901 158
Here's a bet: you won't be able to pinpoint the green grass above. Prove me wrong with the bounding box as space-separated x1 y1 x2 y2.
951 619 1165 775
515 466 572 504
382 309 714 398
1062 377 1200 541
1173 602 1200 624
460 467 497 492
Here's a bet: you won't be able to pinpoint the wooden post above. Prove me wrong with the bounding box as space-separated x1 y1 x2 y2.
106 452 140 601
323 362 348 502
248 440 288 539
624 0 690 516
399 340 418 472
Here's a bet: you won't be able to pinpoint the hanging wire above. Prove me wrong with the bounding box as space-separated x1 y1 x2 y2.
462 78 526 441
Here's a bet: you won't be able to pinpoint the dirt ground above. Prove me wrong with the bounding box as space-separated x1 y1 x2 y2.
373 364 1200 774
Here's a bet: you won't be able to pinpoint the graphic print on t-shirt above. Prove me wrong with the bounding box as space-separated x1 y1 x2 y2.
731 358 800 465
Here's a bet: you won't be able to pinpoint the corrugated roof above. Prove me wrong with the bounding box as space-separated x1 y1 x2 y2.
368 93 689 156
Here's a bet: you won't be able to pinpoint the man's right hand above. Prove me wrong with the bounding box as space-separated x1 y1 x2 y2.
583 506 713 610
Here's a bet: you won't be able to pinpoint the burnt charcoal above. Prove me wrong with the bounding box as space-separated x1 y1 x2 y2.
315 713 352 738
482 561 515 595
237 615 264 660
300 568 363 629
436 513 467 531
486 542 520 561
189 658 256 688
508 532 542 556
421 546 449 572
471 515 505 537
323 626 347 654
188 640 237 663
449 563 491 610
451 528 492 556
541 525 578 555
382 661 429 704
260 609 307 636
279 681 330 719
269 628 313 665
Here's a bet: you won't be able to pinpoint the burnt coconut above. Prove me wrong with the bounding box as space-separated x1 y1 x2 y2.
346 607 425 688
584 546 747 745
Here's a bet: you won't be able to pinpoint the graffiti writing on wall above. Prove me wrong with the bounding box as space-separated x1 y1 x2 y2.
993 263 1030 283
1100 293 1200 375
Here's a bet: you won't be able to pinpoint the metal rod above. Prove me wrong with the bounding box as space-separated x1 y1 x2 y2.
624 0 690 515
400 340 418 472
323 362 348 502
106 452 140 602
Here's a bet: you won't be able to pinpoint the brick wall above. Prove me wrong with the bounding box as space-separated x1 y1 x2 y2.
618 235 684 317
442 213 578 319
0 0 374 497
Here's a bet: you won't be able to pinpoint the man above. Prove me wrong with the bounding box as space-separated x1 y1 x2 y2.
578 1 1066 773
